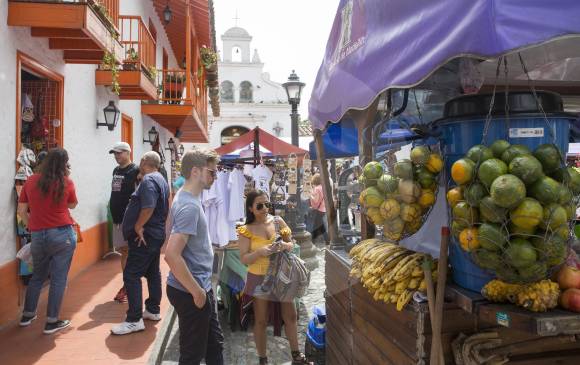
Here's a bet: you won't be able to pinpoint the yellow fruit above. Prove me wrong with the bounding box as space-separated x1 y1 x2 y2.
418 190 435 208
425 153 443 174
459 227 480 251
446 186 463 208
380 199 401 220
405 219 422 235
400 203 422 222
451 158 475 185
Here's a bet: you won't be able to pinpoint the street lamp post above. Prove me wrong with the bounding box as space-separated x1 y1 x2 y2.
282 70 318 270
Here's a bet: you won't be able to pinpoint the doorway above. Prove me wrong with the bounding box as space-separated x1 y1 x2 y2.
121 114 133 160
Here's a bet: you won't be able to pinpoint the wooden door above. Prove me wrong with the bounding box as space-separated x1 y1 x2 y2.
121 114 133 160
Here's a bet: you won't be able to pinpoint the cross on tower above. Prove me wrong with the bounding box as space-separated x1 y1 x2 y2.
233 10 240 26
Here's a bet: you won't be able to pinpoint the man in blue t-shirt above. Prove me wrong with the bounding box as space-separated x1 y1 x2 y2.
165 148 224 364
111 151 169 335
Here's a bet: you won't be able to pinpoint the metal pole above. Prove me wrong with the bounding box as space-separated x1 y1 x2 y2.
290 102 299 147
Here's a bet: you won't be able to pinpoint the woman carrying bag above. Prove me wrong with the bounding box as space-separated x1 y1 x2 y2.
237 190 312 365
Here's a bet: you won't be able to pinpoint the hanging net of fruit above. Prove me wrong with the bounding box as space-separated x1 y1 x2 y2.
448 139 580 284
358 145 444 242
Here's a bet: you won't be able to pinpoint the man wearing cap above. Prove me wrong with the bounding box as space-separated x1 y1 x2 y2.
109 142 139 303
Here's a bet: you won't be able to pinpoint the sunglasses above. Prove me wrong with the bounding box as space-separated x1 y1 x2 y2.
256 202 272 210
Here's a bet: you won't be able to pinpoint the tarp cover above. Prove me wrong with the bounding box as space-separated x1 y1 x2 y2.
309 118 359 159
214 127 307 156
308 0 580 130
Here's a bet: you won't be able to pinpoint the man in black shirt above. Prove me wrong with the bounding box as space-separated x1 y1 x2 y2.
109 142 139 303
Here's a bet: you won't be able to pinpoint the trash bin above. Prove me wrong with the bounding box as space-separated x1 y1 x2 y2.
305 304 326 365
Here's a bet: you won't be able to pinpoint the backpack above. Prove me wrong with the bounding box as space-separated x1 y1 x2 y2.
254 217 311 302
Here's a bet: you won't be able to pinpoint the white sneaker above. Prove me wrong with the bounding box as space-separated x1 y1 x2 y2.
142 310 161 321
110 319 145 335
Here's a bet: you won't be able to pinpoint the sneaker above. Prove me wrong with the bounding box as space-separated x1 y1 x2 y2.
19 314 37 327
114 287 127 303
142 310 161 321
43 320 71 334
110 319 145 335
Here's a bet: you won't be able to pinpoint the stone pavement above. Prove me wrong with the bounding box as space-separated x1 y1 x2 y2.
161 247 327 365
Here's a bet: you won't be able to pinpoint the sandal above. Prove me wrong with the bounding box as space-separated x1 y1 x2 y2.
259 356 268 365
291 351 313 365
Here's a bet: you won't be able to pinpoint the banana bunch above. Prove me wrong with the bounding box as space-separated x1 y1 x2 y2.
482 279 560 312
349 238 438 311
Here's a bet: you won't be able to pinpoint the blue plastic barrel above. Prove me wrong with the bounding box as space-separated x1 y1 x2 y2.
436 114 574 292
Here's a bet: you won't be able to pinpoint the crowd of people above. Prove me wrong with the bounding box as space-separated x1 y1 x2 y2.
16 143 314 365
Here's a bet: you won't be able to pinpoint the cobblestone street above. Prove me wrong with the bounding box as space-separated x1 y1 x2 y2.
161 247 327 365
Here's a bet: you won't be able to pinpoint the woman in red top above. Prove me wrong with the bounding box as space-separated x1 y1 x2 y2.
17 148 78 334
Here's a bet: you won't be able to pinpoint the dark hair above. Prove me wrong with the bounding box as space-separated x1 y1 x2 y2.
244 190 268 225
37 148 69 203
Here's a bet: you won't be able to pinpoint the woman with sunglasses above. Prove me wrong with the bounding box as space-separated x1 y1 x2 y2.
237 190 311 365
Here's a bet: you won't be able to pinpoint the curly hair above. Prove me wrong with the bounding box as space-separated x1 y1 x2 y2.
37 148 69 203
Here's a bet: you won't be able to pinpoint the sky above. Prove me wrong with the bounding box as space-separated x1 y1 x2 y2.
212 0 338 118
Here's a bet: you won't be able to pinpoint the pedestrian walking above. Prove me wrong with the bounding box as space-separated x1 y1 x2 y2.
108 142 139 303
238 190 311 365
309 174 328 244
164 148 224 365
111 151 170 335
17 148 78 334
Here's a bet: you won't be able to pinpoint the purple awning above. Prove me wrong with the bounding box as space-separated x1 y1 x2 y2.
308 0 580 130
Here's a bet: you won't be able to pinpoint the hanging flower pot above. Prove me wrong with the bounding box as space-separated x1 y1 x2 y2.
205 63 217 73
209 87 219 97
206 72 218 82
208 79 219 88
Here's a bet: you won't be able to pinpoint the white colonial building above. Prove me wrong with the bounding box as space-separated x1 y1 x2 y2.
207 26 293 148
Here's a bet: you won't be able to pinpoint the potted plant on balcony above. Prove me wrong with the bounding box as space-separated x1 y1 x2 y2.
165 72 186 100
200 46 218 72
123 48 139 70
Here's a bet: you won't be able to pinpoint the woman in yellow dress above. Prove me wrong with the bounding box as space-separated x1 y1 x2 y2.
238 190 311 365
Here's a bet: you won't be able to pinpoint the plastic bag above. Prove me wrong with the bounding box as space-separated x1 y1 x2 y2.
459 58 484 95
16 242 33 268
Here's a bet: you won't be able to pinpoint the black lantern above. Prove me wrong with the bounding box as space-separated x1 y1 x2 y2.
163 2 172 24
97 100 120 131
143 126 159 145
282 70 305 105
179 144 185 156
166 137 176 151
175 128 183 138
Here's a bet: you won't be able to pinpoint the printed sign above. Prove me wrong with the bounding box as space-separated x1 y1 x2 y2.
509 128 544 138
496 312 510 327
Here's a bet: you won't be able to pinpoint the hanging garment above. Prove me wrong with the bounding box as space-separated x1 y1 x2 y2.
213 170 231 247
250 165 273 196
228 168 247 221
239 148 255 176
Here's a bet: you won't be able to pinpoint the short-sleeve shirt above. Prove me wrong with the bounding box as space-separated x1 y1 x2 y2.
167 189 214 292
122 171 169 241
250 165 273 195
19 174 78 231
109 163 139 224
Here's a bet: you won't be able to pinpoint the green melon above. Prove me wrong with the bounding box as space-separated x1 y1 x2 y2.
452 201 479 227
490 174 526 209
393 159 414 180
534 144 562 174
509 222 537 239
363 161 384 180
508 155 544 185
480 196 508 223
478 158 508 188
501 144 531 165
505 238 538 269
541 203 568 230
568 167 580 194
551 167 570 184
564 203 576 221
377 174 399 194
509 198 543 229
558 186 573 205
363 187 384 208
410 145 431 166
478 223 508 251
466 145 494 164
358 175 376 188
464 182 487 208
415 167 436 189
451 219 469 238
473 249 503 271
490 140 511 159
531 234 567 267
529 176 562 204
518 262 548 282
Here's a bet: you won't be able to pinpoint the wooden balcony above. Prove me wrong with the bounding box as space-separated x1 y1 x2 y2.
8 0 124 64
95 16 157 100
141 69 208 143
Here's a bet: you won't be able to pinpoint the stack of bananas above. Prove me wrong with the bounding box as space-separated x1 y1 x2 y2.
482 279 560 312
349 238 438 311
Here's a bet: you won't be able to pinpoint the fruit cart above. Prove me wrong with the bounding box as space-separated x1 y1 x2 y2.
308 0 580 363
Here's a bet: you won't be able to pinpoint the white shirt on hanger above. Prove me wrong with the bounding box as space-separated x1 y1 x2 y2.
250 165 273 196
228 168 246 221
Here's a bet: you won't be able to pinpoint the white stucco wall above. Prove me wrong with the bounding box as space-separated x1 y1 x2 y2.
0 1 188 266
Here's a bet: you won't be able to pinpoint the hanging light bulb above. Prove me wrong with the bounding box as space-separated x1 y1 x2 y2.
163 1 172 24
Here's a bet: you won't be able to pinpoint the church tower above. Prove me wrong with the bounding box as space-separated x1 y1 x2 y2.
221 27 252 63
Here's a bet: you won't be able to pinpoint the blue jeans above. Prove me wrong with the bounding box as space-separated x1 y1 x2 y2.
124 232 163 322
23 225 76 323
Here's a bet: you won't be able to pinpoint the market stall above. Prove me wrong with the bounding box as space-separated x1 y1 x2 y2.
308 0 580 364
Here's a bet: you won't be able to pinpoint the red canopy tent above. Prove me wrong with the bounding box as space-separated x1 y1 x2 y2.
215 127 307 165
